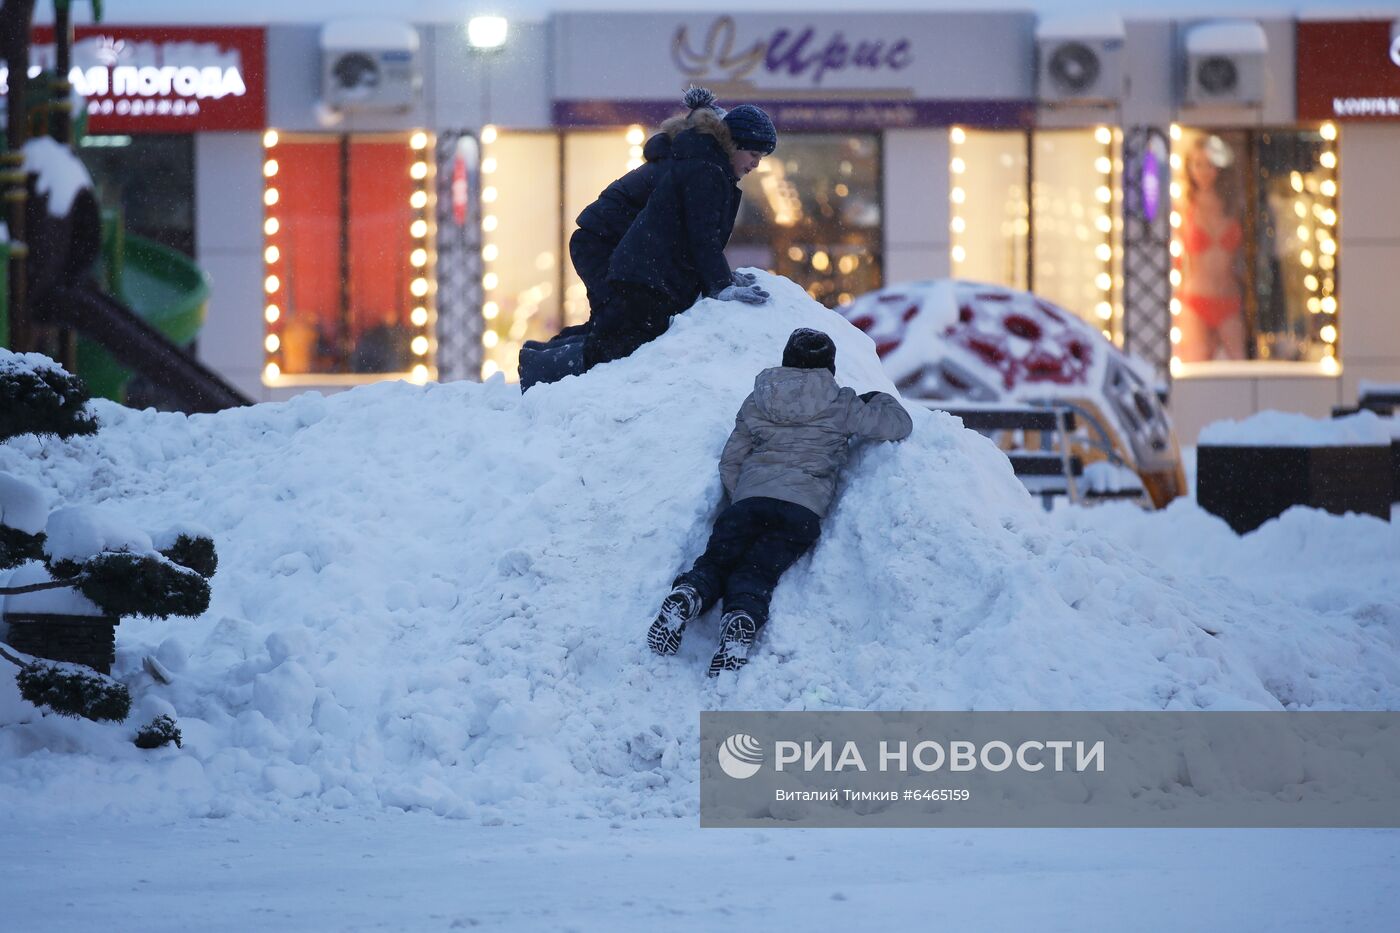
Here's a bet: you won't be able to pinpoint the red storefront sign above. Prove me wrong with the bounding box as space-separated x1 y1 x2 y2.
1297 20 1400 121
23 25 266 132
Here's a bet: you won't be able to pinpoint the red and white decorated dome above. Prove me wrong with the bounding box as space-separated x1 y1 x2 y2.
840 279 1185 505
841 280 1115 399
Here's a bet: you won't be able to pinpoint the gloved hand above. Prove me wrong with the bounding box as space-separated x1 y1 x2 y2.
731 270 758 287
714 284 770 305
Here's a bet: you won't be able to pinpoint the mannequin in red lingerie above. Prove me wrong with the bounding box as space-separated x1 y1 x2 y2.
1176 135 1247 362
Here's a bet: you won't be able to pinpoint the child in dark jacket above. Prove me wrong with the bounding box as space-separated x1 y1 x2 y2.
589 103 778 369
648 329 913 676
566 129 673 326
569 88 723 323
519 89 733 390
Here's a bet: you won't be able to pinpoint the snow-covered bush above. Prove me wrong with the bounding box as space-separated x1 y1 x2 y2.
133 713 182 750
0 350 216 722
0 348 98 441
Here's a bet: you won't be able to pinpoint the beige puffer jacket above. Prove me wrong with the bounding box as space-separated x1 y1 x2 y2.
719 367 913 517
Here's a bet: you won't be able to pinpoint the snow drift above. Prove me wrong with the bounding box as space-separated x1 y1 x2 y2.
1 273 1397 821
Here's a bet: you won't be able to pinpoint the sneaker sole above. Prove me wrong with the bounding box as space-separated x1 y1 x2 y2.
648 619 685 655
707 653 749 677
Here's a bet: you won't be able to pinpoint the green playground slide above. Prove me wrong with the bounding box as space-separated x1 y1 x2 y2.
77 215 211 402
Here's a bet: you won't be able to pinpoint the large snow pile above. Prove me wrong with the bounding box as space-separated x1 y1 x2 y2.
1 273 1397 822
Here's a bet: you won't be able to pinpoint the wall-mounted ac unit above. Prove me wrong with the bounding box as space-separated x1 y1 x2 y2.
1036 15 1125 104
1184 20 1266 107
321 20 421 113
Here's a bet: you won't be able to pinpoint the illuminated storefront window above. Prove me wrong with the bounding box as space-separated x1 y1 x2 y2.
1032 127 1122 342
1169 125 1340 369
563 129 639 329
730 133 882 308
478 128 561 381
261 130 435 383
950 127 1121 338
948 127 1028 291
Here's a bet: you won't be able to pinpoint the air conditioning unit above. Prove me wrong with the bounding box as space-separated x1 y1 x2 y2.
1184 20 1266 107
1036 15 1125 104
321 20 421 113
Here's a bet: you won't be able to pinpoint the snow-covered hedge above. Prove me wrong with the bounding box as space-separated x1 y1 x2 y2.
0 349 217 722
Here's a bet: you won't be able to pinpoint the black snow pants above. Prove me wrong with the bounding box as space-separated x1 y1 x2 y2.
524 229 612 357
583 281 686 368
674 496 822 627
568 227 613 322
521 281 680 390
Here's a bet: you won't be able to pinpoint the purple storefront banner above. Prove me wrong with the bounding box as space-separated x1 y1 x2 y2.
554 98 1034 131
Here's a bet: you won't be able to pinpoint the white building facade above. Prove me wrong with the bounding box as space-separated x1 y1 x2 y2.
50 10 1400 443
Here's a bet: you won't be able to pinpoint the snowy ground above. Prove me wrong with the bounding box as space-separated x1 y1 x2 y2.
4 274 1399 929
5 816 1400 932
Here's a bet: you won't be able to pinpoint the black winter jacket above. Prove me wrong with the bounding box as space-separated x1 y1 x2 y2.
608 110 742 304
575 132 674 246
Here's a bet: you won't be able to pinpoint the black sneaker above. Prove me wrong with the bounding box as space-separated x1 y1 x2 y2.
648 584 701 655
707 610 758 676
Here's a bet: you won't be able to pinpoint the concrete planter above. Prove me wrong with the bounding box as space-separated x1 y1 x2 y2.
3 612 120 674
1197 444 1392 534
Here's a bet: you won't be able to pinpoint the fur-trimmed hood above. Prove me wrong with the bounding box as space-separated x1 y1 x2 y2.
670 109 739 185
658 106 735 157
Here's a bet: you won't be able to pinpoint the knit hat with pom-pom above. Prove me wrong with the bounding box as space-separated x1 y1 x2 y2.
682 86 726 118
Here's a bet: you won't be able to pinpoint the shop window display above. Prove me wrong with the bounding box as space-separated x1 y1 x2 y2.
1170 127 1339 366
479 130 562 380
78 134 195 257
1171 131 1248 362
563 130 638 330
1031 128 1120 337
948 128 1028 291
950 128 1120 337
263 133 427 378
729 133 882 308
